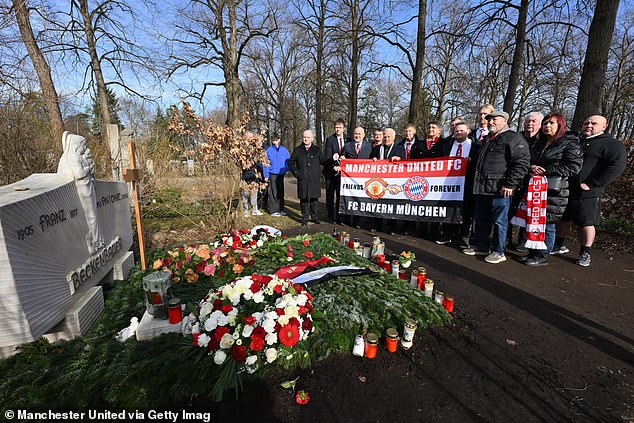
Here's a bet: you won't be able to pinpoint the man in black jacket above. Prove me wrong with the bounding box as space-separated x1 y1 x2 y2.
464 111 530 264
554 115 626 267
339 127 372 228
324 119 351 223
289 130 325 225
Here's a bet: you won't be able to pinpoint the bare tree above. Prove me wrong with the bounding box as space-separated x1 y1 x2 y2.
168 0 277 128
572 0 621 130
11 0 64 148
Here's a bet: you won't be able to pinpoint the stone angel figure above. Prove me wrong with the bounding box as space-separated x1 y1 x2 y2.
57 131 104 254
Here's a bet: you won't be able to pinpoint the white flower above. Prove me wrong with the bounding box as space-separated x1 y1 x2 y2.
296 294 307 306
277 314 290 326
275 297 287 308
242 325 254 337
236 339 242 345
265 332 278 346
217 314 229 327
214 350 227 365
252 292 265 303
196 333 210 348
191 323 200 334
199 302 213 317
219 333 235 349
245 355 257 366
204 318 217 332
284 305 299 318
252 312 263 322
262 319 276 333
265 311 278 321
286 257 293 261
256 239 264 247
265 348 278 363
232 331 240 340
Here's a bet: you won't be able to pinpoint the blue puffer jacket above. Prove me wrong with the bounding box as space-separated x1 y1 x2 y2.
263 144 290 177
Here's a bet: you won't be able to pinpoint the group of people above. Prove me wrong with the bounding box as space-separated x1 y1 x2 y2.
241 105 627 268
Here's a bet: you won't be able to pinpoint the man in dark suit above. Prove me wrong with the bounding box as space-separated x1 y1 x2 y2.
370 128 405 234
421 121 445 158
289 130 325 225
435 121 480 248
323 119 351 223
469 104 494 145
338 127 372 228
398 122 422 160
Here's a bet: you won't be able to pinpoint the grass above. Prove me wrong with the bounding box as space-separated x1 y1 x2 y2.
0 233 449 409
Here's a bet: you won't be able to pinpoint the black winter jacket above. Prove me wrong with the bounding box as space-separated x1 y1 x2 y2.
289 144 324 199
473 129 530 195
569 132 627 199
529 132 583 222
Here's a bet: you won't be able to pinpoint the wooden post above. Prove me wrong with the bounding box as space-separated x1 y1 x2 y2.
123 139 146 270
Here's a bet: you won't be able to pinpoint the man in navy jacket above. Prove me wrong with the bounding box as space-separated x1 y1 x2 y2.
324 119 351 223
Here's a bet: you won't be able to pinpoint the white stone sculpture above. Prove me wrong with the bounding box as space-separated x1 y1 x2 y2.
57 131 104 254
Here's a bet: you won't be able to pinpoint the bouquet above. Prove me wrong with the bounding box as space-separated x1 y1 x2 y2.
191 273 314 399
399 251 416 268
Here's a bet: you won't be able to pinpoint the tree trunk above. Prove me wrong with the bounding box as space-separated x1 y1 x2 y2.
78 0 111 134
313 0 326 147
502 0 528 118
408 0 426 127
571 0 621 130
348 0 359 131
226 0 242 128
13 0 64 149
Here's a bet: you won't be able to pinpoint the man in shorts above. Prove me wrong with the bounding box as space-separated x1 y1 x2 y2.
554 115 626 267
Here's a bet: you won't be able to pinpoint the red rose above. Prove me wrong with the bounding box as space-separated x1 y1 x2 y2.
303 251 314 259
195 261 206 273
231 345 247 362
250 240 257 246
273 284 283 294
243 316 256 326
163 257 173 267
208 336 220 350
250 282 261 293
251 274 263 283
295 390 310 405
213 299 223 310
282 236 287 239
214 326 230 341
298 305 306 315
288 317 300 327
185 254 192 263
261 275 273 285
192 333 200 347
234 240 243 249
278 323 300 347
287 244 293 252
275 308 285 316
302 240 310 246
240 229 249 235
176 260 183 270
249 337 265 351
221 304 233 313
306 303 313 312
306 293 313 301
302 318 313 331
251 326 266 339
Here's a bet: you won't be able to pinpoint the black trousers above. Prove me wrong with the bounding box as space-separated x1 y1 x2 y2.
325 174 341 221
300 198 318 221
268 173 285 213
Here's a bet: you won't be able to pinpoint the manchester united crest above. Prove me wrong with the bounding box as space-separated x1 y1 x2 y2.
364 177 388 199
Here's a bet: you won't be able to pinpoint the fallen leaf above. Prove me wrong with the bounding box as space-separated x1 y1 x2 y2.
506 339 518 346
358 376 367 383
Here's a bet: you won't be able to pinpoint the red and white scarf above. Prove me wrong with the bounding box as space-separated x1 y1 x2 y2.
510 176 548 250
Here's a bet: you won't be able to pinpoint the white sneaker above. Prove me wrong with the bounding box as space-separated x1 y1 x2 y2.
280 211 287 216
485 252 507 264
252 210 263 216
271 212 281 217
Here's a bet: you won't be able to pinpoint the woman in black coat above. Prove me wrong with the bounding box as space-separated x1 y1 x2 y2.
289 130 324 225
523 113 583 266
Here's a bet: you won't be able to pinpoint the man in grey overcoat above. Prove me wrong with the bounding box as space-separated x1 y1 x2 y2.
289 130 324 225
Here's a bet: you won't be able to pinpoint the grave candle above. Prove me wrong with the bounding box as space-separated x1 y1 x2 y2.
391 260 400 276
168 297 182 324
398 269 407 280
409 270 419 289
443 295 454 313
400 318 417 350
417 267 427 289
385 328 399 353
424 279 434 298
365 333 379 358
435 290 445 305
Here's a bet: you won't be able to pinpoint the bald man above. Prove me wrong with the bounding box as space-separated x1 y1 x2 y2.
289 130 325 225
554 115 626 267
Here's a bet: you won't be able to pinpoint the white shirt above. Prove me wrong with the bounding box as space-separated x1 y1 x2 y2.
379 144 394 160
476 127 489 141
450 139 472 157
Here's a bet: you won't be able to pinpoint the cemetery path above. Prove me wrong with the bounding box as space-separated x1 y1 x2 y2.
204 216 633 422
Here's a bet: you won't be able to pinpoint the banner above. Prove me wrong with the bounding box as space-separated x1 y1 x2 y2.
338 157 468 223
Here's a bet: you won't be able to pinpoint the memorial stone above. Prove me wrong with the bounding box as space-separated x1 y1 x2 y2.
0 132 134 357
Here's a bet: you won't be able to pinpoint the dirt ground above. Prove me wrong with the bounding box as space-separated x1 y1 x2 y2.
189 181 634 422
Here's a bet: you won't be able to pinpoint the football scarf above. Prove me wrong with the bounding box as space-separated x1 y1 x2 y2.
511 175 548 250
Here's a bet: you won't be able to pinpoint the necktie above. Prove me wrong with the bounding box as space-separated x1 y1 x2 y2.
456 143 462 157
406 143 411 159
355 143 360 155
427 137 434 150
339 137 343 152
479 130 486 144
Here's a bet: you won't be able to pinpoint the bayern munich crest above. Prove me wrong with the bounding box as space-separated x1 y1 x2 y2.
403 176 429 201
